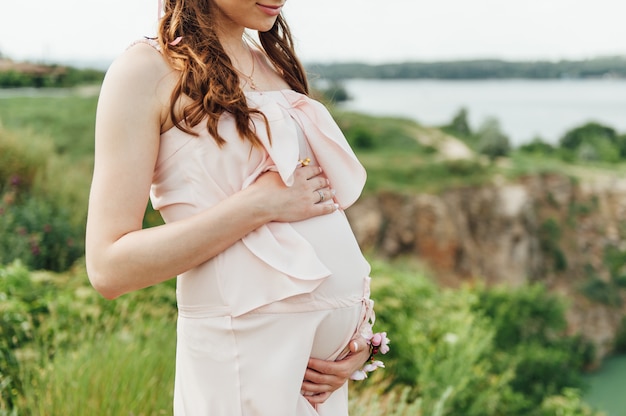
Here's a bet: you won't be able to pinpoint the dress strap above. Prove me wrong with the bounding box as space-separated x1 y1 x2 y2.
127 37 162 52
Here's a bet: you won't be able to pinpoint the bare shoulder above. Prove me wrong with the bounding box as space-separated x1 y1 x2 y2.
98 40 178 129
108 42 172 79
106 41 174 92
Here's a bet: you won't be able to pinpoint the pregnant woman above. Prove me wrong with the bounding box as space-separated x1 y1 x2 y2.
86 0 386 414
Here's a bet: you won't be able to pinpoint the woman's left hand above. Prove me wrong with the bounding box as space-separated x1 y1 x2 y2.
300 336 370 405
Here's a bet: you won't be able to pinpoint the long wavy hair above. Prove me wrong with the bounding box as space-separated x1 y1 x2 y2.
157 0 309 147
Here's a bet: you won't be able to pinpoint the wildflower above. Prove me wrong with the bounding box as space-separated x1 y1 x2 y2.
10 174 21 187
350 331 391 381
371 331 390 354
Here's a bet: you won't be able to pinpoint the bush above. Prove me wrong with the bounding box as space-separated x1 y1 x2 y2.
0 194 84 271
372 260 521 415
0 128 52 194
347 126 377 150
559 122 624 163
539 388 605 416
0 66 104 88
443 107 472 139
0 126 84 272
473 284 595 410
0 261 43 409
560 123 617 152
475 117 511 160
519 137 556 156
370 258 596 415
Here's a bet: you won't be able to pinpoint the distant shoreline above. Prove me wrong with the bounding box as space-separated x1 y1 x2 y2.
307 56 626 80
2 55 625 83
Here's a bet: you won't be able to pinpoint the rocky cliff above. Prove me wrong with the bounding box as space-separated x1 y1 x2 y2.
347 171 626 361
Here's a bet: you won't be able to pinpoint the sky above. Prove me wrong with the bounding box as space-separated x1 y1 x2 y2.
1 0 626 68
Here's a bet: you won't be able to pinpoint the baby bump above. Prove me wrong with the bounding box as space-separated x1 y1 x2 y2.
175 208 370 317
310 302 365 360
290 209 370 299
250 278 371 361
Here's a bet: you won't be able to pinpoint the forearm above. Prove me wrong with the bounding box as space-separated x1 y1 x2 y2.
87 188 270 299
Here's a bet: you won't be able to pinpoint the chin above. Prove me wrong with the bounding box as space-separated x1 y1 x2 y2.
251 19 279 33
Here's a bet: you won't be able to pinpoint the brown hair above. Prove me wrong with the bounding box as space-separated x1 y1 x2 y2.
157 0 309 147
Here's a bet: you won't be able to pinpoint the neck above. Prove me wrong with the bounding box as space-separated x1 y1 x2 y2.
220 33 258 90
219 31 248 55
213 7 247 54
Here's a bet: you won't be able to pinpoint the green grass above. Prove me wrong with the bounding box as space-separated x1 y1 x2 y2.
0 94 98 160
333 110 434 153
359 155 494 193
22 321 176 416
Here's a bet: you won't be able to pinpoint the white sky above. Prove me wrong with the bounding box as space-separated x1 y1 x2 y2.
1 0 625 67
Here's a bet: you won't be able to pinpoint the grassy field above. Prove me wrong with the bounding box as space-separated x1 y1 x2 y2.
0 88 609 415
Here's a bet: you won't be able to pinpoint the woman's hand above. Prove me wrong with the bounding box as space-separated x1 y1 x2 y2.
300 336 370 405
251 165 337 223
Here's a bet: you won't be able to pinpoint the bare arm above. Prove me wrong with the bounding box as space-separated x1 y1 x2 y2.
86 44 334 299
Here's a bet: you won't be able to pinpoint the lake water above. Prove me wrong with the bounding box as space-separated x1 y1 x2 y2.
339 78 626 146
584 355 626 416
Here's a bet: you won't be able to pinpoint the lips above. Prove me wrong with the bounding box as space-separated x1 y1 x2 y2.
256 3 283 16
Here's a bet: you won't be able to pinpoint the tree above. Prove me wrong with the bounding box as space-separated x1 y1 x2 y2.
475 117 511 159
559 122 624 163
518 136 555 156
445 107 472 138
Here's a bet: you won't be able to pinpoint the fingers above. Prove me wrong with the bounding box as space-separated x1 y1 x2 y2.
301 378 333 395
303 392 331 405
308 175 330 192
300 369 342 405
297 166 336 206
313 188 336 204
307 357 350 380
295 165 324 181
300 391 331 406
350 337 370 359
301 347 371 404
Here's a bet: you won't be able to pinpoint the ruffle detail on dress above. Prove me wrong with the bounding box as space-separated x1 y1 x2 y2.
278 90 367 209
239 90 366 283
244 90 367 209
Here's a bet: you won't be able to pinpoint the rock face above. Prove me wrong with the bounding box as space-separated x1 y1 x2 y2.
346 172 626 360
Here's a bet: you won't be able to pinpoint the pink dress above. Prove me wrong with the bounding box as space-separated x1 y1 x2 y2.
143 41 373 416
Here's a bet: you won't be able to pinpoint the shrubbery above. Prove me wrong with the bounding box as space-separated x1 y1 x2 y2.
442 108 512 160
0 260 177 413
443 108 626 165
0 127 84 272
363 259 601 416
0 66 104 88
0 258 605 415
